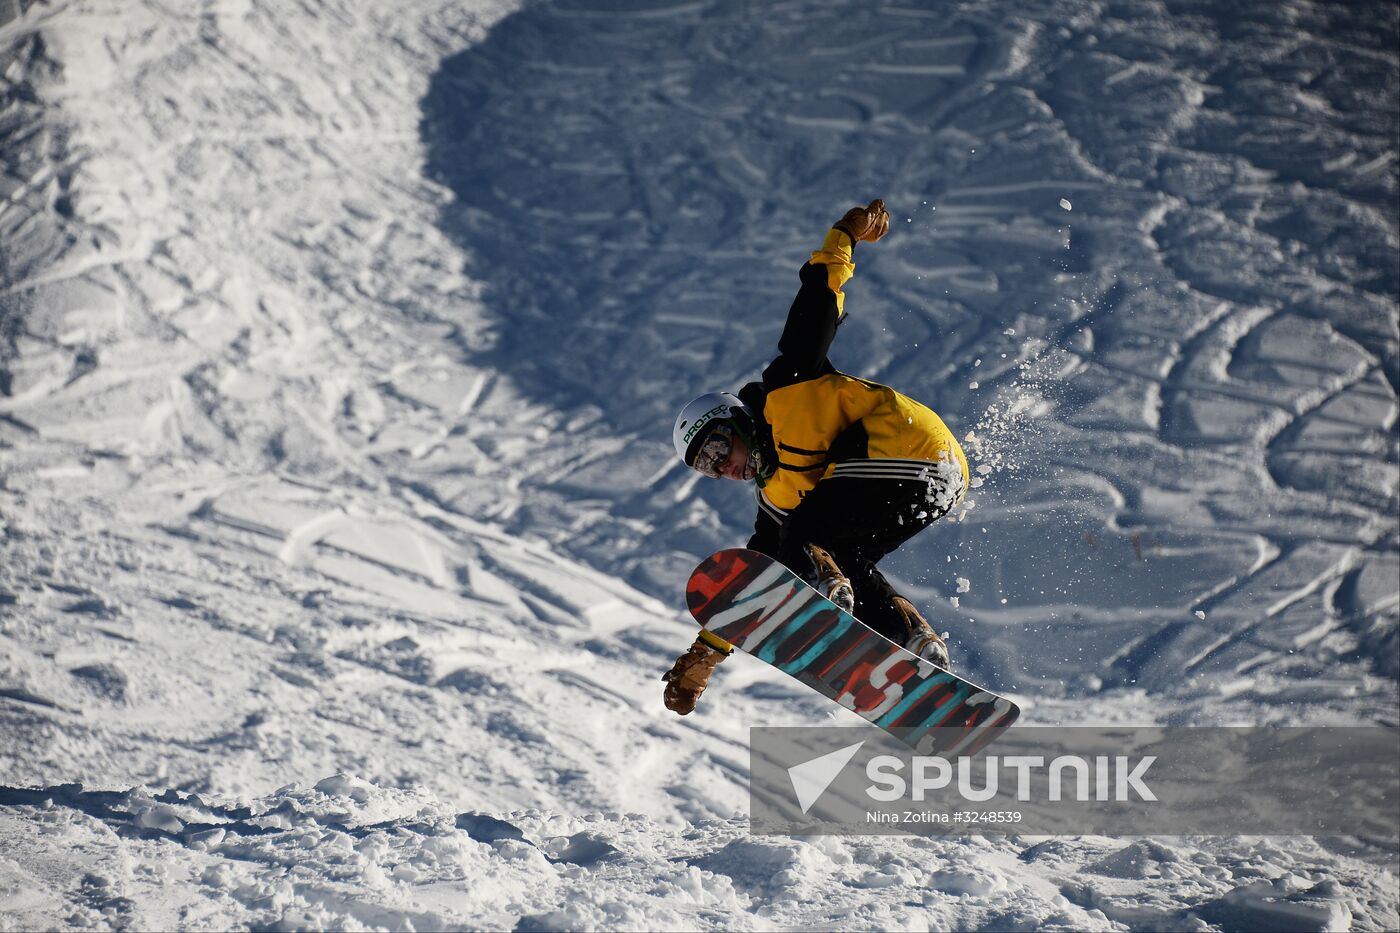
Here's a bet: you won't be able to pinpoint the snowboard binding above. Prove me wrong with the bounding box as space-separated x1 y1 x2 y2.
894 596 952 670
804 544 856 614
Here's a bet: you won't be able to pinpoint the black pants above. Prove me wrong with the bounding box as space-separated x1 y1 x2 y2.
776 475 959 644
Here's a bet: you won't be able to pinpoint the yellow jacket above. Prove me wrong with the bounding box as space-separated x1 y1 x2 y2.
753 229 968 513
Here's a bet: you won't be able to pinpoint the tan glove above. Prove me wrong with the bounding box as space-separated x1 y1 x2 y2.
834 198 891 243
662 633 731 715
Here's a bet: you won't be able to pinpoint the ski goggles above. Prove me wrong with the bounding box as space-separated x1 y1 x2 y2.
691 423 733 479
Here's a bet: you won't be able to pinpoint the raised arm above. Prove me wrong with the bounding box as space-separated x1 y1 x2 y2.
765 199 890 386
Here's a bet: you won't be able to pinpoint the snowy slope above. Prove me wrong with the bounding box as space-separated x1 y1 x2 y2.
1 0 1397 929
3 778 1394 931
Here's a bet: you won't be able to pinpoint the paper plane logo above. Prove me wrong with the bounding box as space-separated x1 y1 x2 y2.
788 741 865 814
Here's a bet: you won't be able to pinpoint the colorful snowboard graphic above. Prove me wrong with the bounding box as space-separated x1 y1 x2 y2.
687 548 1020 756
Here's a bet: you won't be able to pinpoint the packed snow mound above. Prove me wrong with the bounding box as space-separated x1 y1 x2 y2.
2 776 1395 932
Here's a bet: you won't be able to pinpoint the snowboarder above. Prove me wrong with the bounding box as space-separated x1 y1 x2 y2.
663 199 970 715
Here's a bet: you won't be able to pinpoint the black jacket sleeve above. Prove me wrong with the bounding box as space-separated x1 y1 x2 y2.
763 262 843 389
747 506 780 556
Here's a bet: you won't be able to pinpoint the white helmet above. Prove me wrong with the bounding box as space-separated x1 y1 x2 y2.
673 392 751 467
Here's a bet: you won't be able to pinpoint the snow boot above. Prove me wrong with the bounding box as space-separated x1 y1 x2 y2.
662 630 732 715
894 596 951 670
805 544 856 614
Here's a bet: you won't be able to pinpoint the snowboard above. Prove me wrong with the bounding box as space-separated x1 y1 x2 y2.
687 548 1019 756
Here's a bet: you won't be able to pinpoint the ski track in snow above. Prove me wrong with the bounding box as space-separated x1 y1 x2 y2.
0 0 1396 929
